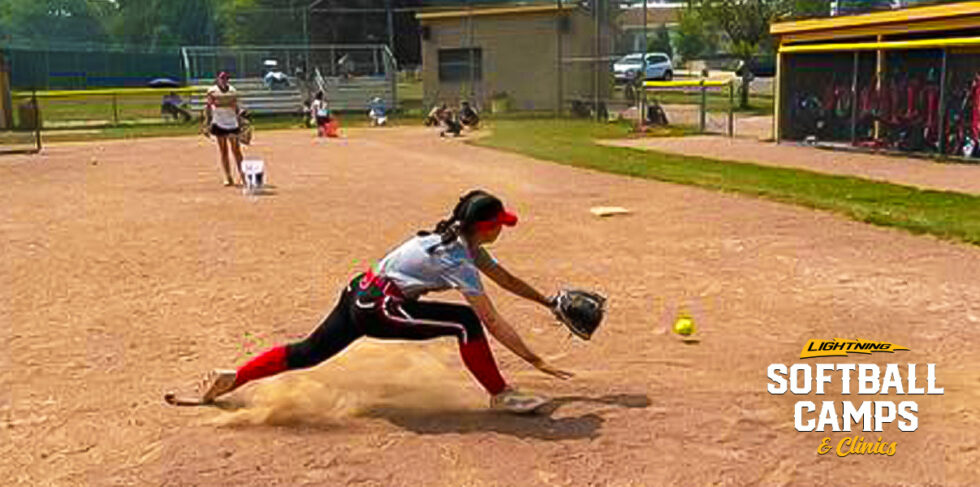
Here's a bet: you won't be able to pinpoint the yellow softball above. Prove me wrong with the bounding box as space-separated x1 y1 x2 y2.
673 316 696 336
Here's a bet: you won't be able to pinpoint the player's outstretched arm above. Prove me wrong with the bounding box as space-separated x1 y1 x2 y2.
475 250 551 307
465 293 573 379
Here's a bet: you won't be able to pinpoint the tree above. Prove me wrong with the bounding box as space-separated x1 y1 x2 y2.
674 7 712 64
647 24 673 60
0 0 112 46
218 0 308 45
109 0 221 48
786 0 832 19
309 0 426 66
690 0 793 108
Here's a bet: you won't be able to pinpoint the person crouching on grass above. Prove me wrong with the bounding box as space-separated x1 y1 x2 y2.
203 72 245 186
192 190 573 413
440 109 463 137
459 100 480 129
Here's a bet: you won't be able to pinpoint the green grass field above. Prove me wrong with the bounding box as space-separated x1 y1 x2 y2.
37 116 301 143
34 113 393 143
475 119 980 246
10 92 184 127
39 96 167 125
19 83 427 129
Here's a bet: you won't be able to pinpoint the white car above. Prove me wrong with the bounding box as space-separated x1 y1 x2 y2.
613 52 673 83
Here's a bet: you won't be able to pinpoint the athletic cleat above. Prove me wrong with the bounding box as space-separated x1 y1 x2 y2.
200 369 238 403
490 387 550 414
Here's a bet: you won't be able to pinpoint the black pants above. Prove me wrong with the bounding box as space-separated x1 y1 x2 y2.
442 120 462 136
285 275 485 370
210 124 241 137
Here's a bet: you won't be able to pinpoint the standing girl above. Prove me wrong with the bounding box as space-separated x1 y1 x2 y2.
204 72 245 186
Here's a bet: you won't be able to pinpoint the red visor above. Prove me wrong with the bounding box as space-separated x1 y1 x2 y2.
218 71 230 80
473 209 518 231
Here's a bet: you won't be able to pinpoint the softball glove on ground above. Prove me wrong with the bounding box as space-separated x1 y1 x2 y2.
551 289 606 340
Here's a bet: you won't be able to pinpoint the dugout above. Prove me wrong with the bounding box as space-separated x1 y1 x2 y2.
416 3 612 113
771 1 980 157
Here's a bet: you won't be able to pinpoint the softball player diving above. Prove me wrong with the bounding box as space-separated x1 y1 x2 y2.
180 190 576 413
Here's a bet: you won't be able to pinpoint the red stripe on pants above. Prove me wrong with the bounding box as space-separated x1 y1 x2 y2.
234 345 288 388
459 338 507 396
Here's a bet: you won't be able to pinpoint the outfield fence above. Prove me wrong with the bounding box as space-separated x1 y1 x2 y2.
1 42 183 90
15 87 204 129
182 44 397 111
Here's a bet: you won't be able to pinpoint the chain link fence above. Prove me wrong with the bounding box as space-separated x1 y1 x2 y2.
0 91 41 154
642 79 735 135
1 43 183 91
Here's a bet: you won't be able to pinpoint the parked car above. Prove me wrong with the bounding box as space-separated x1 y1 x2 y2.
613 52 673 83
729 56 776 78
749 56 776 77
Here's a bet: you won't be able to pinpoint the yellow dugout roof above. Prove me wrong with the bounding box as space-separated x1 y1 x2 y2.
771 1 980 43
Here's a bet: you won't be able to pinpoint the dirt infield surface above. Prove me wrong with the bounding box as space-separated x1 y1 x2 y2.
2 127 980 486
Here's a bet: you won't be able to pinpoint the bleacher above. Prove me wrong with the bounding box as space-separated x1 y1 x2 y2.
187 78 304 115
316 76 394 112
187 76 394 116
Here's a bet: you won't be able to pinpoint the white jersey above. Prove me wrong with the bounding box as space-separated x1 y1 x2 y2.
207 85 239 129
376 234 495 299
310 99 329 119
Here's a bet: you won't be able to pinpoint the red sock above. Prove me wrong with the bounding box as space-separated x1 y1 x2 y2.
234 345 288 388
459 338 507 396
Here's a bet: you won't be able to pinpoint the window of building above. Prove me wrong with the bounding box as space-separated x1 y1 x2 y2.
438 48 482 82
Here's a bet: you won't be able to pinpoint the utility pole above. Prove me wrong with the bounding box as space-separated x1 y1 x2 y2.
468 0 475 101
641 0 648 129
556 0 564 117
593 0 600 122
386 0 395 56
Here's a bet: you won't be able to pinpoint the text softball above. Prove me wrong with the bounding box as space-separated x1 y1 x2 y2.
767 362 944 456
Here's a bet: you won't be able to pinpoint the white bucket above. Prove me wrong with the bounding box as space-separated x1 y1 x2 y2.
242 158 265 195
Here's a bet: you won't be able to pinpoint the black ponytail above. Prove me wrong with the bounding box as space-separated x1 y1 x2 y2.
419 190 489 253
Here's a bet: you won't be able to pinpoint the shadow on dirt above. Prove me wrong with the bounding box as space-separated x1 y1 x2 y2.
360 393 651 441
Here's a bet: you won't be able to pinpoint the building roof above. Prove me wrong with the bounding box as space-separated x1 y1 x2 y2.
771 1 980 37
416 3 576 21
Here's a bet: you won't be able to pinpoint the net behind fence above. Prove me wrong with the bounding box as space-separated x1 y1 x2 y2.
182 45 395 80
3 44 183 91
182 45 397 112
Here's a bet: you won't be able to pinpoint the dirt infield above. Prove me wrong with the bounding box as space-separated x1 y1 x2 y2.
605 136 980 195
2 127 979 486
